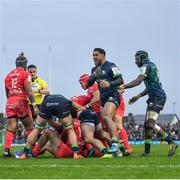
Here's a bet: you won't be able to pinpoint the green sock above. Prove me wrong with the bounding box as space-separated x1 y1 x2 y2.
100 147 108 154
72 143 79 153
118 144 125 153
144 139 151 154
111 137 118 144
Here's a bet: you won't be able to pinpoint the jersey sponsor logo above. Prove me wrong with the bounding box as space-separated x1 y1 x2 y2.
140 66 147 75
46 102 59 106
9 89 23 95
111 67 120 76
32 82 40 91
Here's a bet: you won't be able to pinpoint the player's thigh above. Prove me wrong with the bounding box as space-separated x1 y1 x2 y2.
20 115 33 129
81 124 95 139
7 117 18 131
102 101 117 118
45 129 63 152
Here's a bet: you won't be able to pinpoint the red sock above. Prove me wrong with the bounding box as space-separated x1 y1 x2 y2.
119 128 130 150
4 130 15 149
25 129 33 138
32 144 40 157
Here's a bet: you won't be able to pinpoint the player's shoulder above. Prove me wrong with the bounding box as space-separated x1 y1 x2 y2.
106 60 116 66
91 66 96 72
36 77 47 84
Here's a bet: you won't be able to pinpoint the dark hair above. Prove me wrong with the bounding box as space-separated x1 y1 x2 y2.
28 64 37 69
15 52 28 68
93 48 106 56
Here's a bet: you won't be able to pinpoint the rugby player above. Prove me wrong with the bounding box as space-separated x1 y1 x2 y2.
120 50 178 156
3 52 38 157
87 48 124 153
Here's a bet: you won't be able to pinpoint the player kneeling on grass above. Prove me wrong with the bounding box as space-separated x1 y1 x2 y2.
30 126 84 158
14 94 82 159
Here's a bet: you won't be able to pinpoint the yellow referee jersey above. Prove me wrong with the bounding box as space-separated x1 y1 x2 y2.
31 77 47 105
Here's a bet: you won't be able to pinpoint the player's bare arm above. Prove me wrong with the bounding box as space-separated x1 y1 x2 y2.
124 75 146 89
86 90 100 108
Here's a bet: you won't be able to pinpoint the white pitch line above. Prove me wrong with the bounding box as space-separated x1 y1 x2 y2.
0 164 180 168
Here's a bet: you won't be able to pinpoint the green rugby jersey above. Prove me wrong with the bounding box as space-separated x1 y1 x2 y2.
139 60 166 98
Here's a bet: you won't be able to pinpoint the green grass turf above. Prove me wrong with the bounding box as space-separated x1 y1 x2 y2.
0 144 179 179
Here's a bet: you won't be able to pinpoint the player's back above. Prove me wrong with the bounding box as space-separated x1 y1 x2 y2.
5 67 29 99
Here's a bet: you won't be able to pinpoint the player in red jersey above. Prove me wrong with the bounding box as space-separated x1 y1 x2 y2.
79 74 106 130
32 118 84 158
113 94 133 155
71 95 113 158
3 52 38 157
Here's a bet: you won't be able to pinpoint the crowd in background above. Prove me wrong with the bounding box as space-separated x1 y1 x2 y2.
123 122 180 141
4 119 180 144
0 112 179 144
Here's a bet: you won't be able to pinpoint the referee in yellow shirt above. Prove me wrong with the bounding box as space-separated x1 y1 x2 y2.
28 64 49 111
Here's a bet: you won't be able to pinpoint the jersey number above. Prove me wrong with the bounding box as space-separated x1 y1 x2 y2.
12 78 18 88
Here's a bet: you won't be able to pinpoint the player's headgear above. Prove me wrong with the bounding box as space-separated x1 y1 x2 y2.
79 74 89 85
135 50 148 67
15 52 28 69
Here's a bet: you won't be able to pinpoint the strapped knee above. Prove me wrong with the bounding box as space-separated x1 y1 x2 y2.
144 118 156 139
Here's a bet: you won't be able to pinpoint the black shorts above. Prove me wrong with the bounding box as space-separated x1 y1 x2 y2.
39 94 71 119
146 96 166 113
100 90 120 108
78 109 100 127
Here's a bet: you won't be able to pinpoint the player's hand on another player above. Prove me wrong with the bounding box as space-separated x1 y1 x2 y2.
100 80 110 88
77 106 86 112
128 95 140 105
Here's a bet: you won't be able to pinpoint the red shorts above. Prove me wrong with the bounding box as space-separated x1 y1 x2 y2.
6 97 31 118
115 96 125 117
55 143 73 158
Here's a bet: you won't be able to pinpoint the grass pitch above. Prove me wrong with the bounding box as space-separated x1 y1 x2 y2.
0 144 179 179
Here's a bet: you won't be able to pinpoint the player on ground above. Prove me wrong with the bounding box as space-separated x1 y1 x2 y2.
120 50 178 156
71 95 113 158
3 52 38 157
14 94 82 159
31 118 84 158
